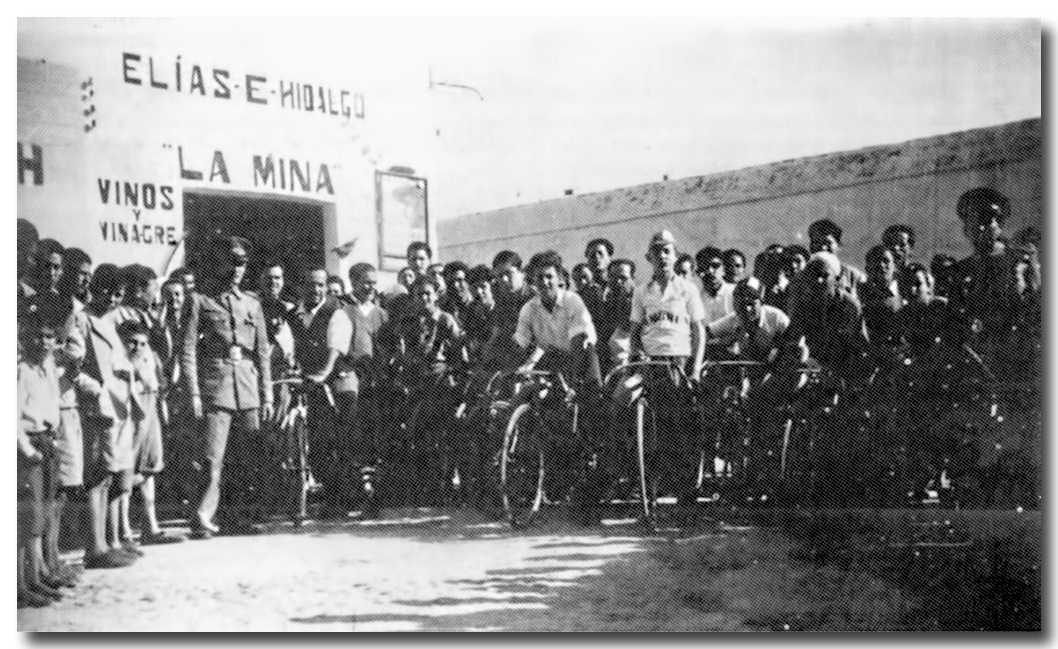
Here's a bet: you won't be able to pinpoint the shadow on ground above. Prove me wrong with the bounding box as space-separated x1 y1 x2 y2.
286 504 1041 632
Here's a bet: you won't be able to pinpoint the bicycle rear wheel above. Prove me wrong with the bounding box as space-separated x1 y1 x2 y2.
500 403 545 528
636 397 660 529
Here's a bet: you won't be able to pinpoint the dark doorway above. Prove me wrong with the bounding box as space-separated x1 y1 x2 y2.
184 192 326 299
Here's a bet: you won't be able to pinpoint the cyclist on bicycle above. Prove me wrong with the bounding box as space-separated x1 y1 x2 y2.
704 278 794 495
513 250 602 390
511 251 604 511
387 275 467 505
625 230 707 505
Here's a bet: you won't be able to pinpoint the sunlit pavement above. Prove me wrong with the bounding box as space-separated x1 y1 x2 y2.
17 504 699 632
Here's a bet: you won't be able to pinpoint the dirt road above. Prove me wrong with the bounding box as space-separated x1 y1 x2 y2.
18 505 752 632
18 504 1040 632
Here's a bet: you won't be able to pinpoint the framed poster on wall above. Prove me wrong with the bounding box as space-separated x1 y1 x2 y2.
376 168 429 272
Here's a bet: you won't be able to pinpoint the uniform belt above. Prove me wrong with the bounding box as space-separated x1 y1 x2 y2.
26 429 56 439
204 345 254 361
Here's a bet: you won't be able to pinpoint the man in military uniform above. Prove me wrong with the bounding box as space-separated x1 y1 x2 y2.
949 187 1041 370
182 237 272 538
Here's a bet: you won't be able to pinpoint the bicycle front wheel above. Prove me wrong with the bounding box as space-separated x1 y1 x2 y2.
636 397 660 529
500 403 545 528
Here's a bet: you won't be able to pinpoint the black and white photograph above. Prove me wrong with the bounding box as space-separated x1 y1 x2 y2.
14 14 1042 632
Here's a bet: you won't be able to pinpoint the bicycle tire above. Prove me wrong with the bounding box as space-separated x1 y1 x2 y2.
636 397 660 529
293 402 310 525
500 402 545 528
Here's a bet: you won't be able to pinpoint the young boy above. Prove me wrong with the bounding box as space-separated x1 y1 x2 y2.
391 276 465 504
861 245 902 347
478 251 533 373
897 263 957 354
463 265 495 359
695 246 734 359
603 259 637 369
18 311 65 607
118 320 184 545
722 249 747 285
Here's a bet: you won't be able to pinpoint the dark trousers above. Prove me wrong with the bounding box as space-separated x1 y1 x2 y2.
641 357 699 497
306 386 370 512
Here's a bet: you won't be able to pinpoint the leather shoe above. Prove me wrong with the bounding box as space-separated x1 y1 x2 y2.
18 590 53 608
121 540 146 557
140 530 186 545
42 572 77 589
195 515 220 534
84 549 136 569
189 527 213 540
28 581 64 600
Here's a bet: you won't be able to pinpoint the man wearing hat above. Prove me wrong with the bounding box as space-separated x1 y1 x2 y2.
182 236 272 537
949 187 1040 363
627 230 706 505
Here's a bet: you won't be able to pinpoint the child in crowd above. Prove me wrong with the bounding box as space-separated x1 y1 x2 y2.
861 245 902 347
118 320 185 546
603 259 637 368
571 263 594 294
897 263 956 354
17 311 65 607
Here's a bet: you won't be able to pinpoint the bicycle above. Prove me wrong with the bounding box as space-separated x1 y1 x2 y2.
271 374 322 525
863 342 1005 509
604 359 702 529
696 359 766 502
495 369 587 527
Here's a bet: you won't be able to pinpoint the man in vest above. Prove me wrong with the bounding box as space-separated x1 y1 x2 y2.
292 267 352 519
331 262 389 517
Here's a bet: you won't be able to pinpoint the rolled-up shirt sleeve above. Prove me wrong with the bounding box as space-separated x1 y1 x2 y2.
706 312 739 339
327 308 353 356
565 293 597 346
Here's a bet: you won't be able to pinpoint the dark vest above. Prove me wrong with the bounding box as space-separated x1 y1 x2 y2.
293 298 339 376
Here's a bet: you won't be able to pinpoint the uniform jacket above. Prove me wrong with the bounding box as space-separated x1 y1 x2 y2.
182 287 272 411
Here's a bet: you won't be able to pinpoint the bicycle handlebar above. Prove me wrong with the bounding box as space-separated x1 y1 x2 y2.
272 376 306 387
603 359 688 386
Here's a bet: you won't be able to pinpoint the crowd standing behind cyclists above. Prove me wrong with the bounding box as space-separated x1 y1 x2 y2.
14 186 1042 607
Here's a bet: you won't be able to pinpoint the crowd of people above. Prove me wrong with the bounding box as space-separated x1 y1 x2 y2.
16 186 1041 608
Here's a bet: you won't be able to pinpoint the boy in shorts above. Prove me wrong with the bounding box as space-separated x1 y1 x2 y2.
18 311 65 607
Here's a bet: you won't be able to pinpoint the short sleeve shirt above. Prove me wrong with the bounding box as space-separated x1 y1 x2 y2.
707 305 790 357
631 275 706 357
18 357 61 435
701 282 735 329
514 289 597 352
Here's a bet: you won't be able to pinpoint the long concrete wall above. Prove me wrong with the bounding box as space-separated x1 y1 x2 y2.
438 119 1042 272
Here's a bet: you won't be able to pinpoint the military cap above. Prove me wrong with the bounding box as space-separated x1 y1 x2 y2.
956 187 1010 224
